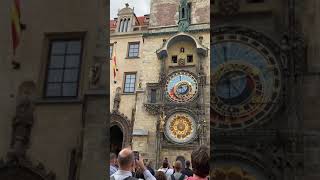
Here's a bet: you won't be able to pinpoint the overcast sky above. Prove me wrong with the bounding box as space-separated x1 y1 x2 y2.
110 0 151 19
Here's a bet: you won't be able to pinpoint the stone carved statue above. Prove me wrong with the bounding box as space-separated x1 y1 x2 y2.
113 87 121 111
159 111 166 133
89 63 101 88
178 47 186 66
9 96 34 159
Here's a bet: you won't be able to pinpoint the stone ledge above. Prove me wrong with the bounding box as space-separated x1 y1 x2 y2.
133 129 149 136
34 98 83 105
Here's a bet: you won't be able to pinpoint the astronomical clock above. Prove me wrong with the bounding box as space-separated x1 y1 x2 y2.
211 28 283 130
165 71 198 103
148 31 208 148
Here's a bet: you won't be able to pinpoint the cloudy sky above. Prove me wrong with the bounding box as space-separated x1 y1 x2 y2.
110 0 151 19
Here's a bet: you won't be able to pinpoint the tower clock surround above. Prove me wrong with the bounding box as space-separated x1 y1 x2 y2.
211 27 284 130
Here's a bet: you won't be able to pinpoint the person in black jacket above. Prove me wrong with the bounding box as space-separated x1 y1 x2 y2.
181 160 193 177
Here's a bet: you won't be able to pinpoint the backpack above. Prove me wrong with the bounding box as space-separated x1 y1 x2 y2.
171 174 186 180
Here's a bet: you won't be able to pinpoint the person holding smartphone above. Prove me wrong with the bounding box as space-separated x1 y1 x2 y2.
111 148 156 180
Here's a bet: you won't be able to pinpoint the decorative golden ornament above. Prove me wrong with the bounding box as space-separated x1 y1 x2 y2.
165 113 197 144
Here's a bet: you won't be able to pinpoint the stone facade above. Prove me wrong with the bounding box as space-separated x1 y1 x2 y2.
0 0 108 180
110 0 210 168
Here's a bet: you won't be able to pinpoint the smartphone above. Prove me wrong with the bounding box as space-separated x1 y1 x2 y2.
133 151 139 160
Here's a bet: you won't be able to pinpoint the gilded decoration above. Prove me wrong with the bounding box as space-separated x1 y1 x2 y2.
165 113 197 144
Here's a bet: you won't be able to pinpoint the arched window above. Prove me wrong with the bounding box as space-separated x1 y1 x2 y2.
126 18 130 32
118 19 122 32
123 18 127 32
121 19 126 32
182 8 185 18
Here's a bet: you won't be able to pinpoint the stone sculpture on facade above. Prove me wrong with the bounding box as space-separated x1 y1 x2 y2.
89 63 101 88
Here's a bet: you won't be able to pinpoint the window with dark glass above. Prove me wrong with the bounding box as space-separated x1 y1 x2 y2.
188 3 192 23
150 89 157 103
45 39 82 97
187 55 193 63
110 44 113 59
124 73 136 93
128 42 140 58
172 55 178 63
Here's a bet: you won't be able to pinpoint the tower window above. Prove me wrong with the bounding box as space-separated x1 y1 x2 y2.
172 56 178 63
188 3 192 23
187 55 193 63
182 8 185 19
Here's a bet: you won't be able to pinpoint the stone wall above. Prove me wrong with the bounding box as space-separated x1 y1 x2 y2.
149 0 210 28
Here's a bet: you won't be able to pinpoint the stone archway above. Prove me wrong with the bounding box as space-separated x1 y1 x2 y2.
110 110 133 149
110 125 123 155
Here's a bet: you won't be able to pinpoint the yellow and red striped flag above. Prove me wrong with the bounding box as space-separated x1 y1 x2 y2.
112 42 118 83
11 0 22 55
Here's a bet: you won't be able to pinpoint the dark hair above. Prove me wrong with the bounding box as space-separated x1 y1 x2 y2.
162 160 169 168
118 151 134 167
155 171 167 180
110 153 117 160
191 146 209 178
185 160 191 168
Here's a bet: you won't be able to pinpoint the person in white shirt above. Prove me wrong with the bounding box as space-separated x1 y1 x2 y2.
111 148 156 180
158 159 174 177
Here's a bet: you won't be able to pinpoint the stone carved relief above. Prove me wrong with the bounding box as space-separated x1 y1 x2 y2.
8 81 36 160
89 63 102 88
2 81 56 180
113 87 121 111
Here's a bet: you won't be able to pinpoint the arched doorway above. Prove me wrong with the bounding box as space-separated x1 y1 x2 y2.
110 125 123 155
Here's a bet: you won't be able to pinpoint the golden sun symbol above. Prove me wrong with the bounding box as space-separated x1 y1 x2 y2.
169 115 193 140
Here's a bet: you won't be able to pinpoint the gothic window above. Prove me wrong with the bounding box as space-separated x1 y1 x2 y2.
188 3 192 23
124 73 136 93
127 42 140 58
44 39 82 97
182 8 185 19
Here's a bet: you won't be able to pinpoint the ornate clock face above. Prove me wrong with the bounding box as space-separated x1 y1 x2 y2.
165 112 197 144
211 33 282 129
165 71 198 103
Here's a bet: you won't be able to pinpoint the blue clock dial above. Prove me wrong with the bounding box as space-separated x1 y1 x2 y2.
211 34 282 129
165 71 198 103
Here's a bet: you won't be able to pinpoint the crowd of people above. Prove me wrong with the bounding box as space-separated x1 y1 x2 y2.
110 146 210 180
